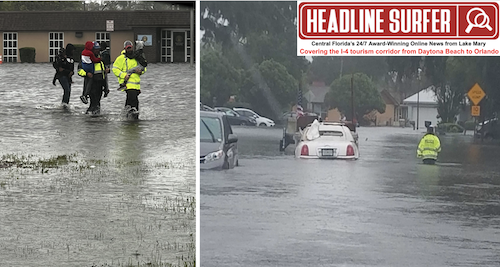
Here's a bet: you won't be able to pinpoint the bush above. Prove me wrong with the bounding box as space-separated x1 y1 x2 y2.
19 47 36 63
464 120 475 130
437 122 464 133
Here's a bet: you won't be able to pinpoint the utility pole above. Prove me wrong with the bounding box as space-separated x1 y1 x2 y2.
351 73 356 132
417 68 422 130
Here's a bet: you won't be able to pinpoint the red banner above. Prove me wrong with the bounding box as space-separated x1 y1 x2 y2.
298 2 499 39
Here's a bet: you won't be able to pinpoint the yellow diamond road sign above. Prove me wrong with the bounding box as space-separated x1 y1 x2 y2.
467 83 485 106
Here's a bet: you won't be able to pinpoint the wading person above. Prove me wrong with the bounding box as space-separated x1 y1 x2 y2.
78 42 109 115
417 125 441 165
112 40 146 118
52 43 75 108
117 40 148 91
80 41 102 104
100 41 111 94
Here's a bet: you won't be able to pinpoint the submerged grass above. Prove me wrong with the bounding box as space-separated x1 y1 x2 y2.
0 152 196 266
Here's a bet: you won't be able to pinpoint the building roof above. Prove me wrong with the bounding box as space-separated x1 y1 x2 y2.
403 86 437 105
305 83 329 103
380 89 400 105
0 11 191 31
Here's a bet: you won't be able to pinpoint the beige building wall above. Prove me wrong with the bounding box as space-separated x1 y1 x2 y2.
326 108 342 122
18 31 49 62
16 31 134 63
374 104 395 126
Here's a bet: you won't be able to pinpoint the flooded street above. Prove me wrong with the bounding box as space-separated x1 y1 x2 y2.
0 63 195 266
201 126 500 266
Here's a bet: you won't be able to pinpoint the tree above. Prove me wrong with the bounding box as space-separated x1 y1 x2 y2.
325 73 385 120
200 48 241 107
200 1 309 118
239 59 298 119
0 1 83 11
309 56 388 86
424 57 465 123
386 56 425 101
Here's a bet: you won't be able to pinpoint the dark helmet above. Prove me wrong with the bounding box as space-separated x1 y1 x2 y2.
427 125 435 134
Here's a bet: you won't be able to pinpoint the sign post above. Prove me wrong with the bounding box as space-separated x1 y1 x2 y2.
467 83 486 140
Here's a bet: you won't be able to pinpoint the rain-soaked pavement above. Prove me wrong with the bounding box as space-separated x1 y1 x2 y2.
201 126 500 267
0 63 195 266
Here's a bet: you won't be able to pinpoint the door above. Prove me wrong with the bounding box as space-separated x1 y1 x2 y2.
172 31 185 62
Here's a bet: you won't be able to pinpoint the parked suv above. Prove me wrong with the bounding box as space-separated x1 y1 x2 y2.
475 118 499 140
200 111 239 170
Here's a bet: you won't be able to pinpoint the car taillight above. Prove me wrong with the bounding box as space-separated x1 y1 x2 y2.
301 145 309 156
347 145 355 156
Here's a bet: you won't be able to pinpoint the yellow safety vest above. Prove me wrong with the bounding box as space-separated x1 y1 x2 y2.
417 134 441 160
78 61 105 79
112 50 145 90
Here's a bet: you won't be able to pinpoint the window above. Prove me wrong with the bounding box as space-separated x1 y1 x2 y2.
200 117 222 143
95 32 110 46
161 30 172 63
49 32 64 62
186 30 191 62
3 32 18 63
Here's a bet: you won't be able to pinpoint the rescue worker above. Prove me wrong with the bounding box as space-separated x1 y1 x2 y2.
417 125 441 164
112 40 146 119
77 41 109 115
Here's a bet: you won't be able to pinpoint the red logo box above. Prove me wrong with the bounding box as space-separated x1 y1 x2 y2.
298 2 498 39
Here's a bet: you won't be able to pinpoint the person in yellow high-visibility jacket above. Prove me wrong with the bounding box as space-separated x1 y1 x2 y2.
417 125 441 164
112 40 146 118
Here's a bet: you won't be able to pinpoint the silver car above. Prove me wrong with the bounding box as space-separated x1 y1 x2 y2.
200 111 239 170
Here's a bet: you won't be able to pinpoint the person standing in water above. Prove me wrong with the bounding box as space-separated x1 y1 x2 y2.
417 125 441 164
52 43 75 107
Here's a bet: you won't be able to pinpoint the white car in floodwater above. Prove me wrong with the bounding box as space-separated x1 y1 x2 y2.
295 120 359 160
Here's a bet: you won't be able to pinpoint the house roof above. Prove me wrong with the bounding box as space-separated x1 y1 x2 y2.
305 84 329 103
380 89 400 105
403 86 437 105
0 11 191 31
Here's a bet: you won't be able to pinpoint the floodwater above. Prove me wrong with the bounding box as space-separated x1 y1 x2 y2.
201 126 500 267
0 63 196 266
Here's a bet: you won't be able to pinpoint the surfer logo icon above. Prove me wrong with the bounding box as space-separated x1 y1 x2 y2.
465 7 493 33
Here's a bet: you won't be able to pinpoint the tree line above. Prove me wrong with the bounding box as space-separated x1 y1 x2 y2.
200 1 500 123
0 1 193 11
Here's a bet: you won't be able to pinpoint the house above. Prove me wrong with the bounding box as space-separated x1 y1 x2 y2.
304 81 329 119
403 86 439 129
367 89 408 126
0 10 194 63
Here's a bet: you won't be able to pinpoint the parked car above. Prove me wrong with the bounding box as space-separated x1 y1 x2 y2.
295 121 359 160
200 111 239 170
475 117 499 140
200 102 215 112
214 107 257 126
233 107 275 127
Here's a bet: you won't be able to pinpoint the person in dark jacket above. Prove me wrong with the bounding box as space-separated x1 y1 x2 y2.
53 43 75 107
100 41 111 96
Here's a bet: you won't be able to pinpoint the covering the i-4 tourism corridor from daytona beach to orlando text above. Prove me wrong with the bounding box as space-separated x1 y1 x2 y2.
297 0 500 56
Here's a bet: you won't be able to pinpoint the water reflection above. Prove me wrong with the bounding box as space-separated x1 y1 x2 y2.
201 126 500 267
0 63 196 266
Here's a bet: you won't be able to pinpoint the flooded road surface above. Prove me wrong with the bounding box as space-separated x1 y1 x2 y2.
201 126 500 267
0 63 195 266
